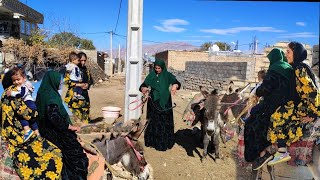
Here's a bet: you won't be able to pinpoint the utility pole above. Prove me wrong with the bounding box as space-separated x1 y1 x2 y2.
124 0 143 121
105 31 113 76
118 44 121 74
110 31 113 62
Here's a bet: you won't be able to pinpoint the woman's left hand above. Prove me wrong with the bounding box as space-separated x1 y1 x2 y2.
171 84 178 96
82 83 89 90
301 116 314 123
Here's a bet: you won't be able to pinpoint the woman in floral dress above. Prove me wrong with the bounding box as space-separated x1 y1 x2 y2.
64 65 90 124
267 41 320 165
1 70 63 180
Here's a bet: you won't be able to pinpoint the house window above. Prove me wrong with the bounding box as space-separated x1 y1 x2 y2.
31 23 36 31
0 21 9 34
20 19 25 34
26 21 30 35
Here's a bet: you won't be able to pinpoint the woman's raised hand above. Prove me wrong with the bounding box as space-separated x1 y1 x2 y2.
82 83 89 89
141 87 149 94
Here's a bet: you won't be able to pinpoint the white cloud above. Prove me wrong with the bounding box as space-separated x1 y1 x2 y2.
296 22 306 27
154 19 189 33
189 35 213 38
200 26 286 35
278 32 318 38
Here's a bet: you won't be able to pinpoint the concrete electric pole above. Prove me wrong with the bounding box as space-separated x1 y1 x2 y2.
124 0 143 121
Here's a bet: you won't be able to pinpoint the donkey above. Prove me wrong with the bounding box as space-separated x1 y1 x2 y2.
81 119 151 180
219 85 250 126
192 90 225 160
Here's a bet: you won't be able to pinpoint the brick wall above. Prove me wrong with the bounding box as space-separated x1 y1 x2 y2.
155 50 208 71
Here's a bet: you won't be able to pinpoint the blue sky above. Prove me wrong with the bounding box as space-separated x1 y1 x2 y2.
27 0 319 52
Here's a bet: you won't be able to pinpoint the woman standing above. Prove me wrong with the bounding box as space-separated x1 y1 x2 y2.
1 70 63 180
78 51 93 122
64 53 90 124
140 59 180 151
36 71 88 180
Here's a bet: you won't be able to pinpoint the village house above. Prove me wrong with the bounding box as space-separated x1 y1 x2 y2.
0 0 43 42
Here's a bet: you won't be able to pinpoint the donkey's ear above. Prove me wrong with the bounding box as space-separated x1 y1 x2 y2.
110 132 118 140
227 81 235 94
127 118 148 140
200 86 209 98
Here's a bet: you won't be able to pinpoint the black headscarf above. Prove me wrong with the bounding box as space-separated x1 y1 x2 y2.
289 41 317 88
2 70 14 89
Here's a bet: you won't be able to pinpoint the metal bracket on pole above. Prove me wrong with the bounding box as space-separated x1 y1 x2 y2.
124 0 143 121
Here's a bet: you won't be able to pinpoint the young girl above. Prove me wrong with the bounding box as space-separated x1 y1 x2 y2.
7 67 40 142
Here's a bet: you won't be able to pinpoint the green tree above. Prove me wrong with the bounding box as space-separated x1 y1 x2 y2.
26 29 48 46
47 32 81 48
200 41 213 51
214 42 231 51
79 39 96 50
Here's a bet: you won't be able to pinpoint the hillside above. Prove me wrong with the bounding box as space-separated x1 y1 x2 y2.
111 42 199 58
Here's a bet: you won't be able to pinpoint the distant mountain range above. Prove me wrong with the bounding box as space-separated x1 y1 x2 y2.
110 42 199 59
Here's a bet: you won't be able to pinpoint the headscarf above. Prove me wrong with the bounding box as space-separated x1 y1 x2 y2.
36 71 71 125
289 41 317 87
267 48 293 80
2 69 14 89
143 59 177 109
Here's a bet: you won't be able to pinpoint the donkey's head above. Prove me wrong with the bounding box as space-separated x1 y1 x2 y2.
91 119 150 179
219 83 251 124
203 92 224 135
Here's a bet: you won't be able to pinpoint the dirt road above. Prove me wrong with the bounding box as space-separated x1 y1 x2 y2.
86 77 313 180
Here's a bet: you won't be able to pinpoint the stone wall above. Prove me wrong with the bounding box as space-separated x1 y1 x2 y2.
209 54 268 83
82 50 98 63
170 61 257 96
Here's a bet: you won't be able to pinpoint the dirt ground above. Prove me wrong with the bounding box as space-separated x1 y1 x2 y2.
84 76 252 180
85 76 314 180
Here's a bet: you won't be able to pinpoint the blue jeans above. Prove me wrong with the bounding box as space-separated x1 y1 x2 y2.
20 100 38 130
71 80 82 95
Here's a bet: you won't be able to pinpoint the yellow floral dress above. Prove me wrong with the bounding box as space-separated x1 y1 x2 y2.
1 86 63 180
64 72 90 124
268 66 320 146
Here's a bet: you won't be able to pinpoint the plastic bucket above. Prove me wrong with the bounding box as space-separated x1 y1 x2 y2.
101 106 121 124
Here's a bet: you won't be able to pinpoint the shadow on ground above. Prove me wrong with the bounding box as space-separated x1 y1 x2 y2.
174 127 206 160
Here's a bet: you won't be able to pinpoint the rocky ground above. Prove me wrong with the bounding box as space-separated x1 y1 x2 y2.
86 76 315 180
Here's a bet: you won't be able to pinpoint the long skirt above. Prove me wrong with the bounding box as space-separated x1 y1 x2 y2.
144 97 175 151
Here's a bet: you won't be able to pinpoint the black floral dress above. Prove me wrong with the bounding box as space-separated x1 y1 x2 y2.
268 65 320 145
244 70 292 162
1 86 63 180
64 72 91 124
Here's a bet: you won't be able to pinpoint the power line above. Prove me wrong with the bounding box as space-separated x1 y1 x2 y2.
114 0 123 33
113 33 201 47
77 31 109 35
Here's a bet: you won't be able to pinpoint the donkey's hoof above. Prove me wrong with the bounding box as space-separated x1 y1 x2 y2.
215 158 222 163
201 156 207 163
